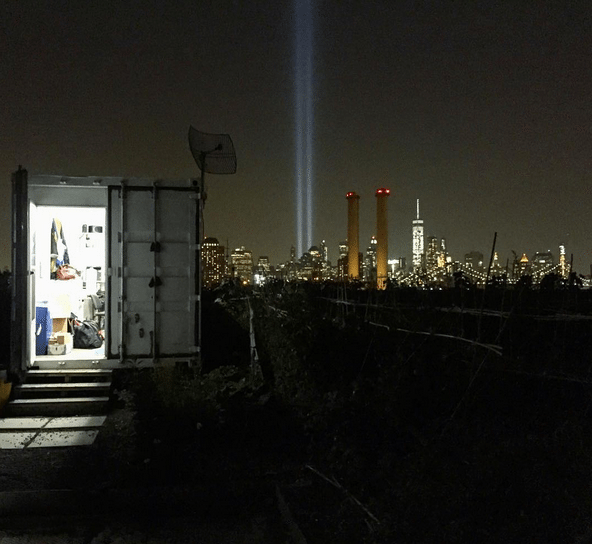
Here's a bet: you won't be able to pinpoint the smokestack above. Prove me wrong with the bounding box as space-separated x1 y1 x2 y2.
346 192 360 279
375 188 390 289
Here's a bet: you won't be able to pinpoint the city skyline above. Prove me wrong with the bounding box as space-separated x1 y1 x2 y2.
208 219 572 281
210 192 576 275
1 2 590 273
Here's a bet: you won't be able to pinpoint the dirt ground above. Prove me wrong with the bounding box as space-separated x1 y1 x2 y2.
0 375 350 543
5 284 592 543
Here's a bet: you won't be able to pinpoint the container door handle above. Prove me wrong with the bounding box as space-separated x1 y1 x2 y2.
148 276 162 288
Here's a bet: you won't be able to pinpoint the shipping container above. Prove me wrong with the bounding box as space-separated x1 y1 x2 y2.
10 167 201 381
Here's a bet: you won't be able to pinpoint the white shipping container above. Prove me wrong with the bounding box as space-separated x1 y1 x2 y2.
11 168 201 375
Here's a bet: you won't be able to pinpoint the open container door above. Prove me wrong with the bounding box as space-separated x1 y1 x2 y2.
22 174 109 369
10 167 31 382
108 180 199 366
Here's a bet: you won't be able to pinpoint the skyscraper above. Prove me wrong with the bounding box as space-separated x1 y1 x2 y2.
285 246 299 281
388 257 406 277
559 244 568 278
425 236 449 282
231 246 254 285
515 253 530 277
425 236 439 275
254 256 271 286
320 240 328 263
491 251 502 273
465 251 484 270
364 236 377 283
337 241 348 280
306 245 324 281
412 199 424 272
202 237 227 288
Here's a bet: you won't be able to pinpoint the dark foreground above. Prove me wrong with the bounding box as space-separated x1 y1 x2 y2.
2 283 592 543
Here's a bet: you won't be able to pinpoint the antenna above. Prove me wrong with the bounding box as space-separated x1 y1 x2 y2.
188 126 237 175
416 198 420 219
188 126 237 371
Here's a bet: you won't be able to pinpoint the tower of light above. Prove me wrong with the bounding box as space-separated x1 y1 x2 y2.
412 199 424 271
294 0 314 257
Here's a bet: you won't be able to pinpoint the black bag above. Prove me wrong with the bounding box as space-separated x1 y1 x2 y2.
73 320 103 349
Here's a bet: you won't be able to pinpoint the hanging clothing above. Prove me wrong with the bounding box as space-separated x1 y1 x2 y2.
50 218 70 279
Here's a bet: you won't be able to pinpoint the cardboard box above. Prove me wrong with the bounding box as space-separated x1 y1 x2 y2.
48 342 73 355
53 318 69 333
55 332 72 345
48 332 72 355
49 294 72 318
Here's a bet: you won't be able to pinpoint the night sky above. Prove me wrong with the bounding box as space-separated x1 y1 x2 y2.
2 1 591 273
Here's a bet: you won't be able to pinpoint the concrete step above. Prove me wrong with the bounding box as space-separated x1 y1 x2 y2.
25 369 113 383
0 367 113 447
4 397 110 417
0 415 107 431
0 416 107 449
13 382 112 398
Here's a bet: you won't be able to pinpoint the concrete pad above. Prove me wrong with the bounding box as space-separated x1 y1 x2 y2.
28 430 99 448
10 397 109 404
0 416 106 430
0 418 50 430
45 416 106 428
0 432 38 449
0 535 85 544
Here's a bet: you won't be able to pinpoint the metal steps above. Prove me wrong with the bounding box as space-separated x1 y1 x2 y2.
6 397 110 417
13 382 112 398
0 369 113 445
25 368 113 382
0 416 107 448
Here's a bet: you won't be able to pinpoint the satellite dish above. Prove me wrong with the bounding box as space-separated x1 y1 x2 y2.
188 125 237 369
188 126 237 175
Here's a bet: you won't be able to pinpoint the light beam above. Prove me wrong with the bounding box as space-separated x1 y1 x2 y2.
294 0 314 257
